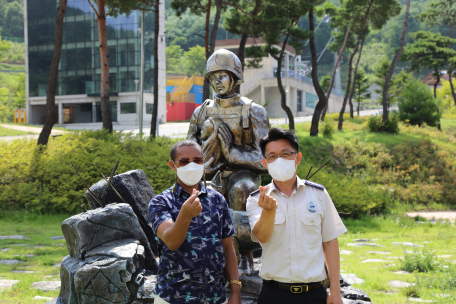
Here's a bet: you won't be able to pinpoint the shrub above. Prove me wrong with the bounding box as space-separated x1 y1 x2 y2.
367 113 399 133
324 112 350 122
321 120 335 138
401 247 439 273
0 131 177 213
398 79 442 127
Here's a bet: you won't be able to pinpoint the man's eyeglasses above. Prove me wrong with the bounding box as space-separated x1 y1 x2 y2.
265 152 297 163
174 157 205 167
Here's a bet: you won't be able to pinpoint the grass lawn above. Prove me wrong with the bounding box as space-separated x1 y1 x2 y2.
441 118 456 133
0 63 25 72
0 124 70 132
0 126 33 137
0 212 455 303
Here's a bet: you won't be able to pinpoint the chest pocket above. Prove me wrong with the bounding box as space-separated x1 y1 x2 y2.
300 213 322 246
269 213 286 245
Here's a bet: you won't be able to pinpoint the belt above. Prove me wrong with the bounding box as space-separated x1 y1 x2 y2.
263 280 323 293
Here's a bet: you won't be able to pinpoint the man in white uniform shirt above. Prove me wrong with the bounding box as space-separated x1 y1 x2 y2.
246 128 346 304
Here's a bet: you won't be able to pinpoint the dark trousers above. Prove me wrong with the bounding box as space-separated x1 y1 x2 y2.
257 282 327 304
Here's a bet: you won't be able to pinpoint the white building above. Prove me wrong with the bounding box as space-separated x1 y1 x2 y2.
215 38 344 118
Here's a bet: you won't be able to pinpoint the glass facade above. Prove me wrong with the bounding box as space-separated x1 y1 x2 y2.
297 90 302 112
305 92 318 109
27 0 155 97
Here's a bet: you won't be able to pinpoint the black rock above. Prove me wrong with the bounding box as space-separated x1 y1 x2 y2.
61 203 157 273
85 169 158 256
340 286 371 302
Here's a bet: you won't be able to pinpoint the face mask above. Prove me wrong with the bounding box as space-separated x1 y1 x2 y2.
267 158 297 182
173 161 204 186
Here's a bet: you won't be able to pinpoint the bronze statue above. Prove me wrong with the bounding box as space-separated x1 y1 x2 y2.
187 49 270 275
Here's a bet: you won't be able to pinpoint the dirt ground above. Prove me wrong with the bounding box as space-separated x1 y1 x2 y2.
406 210 456 223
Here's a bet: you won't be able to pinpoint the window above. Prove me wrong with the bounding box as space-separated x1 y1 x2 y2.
146 103 153 115
305 92 318 109
120 102 136 114
297 90 302 112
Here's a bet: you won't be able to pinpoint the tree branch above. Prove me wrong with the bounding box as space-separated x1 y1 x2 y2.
196 0 209 12
221 1 264 27
194 33 205 39
87 0 99 18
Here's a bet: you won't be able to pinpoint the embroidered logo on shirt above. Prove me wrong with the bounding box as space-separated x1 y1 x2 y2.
307 201 317 213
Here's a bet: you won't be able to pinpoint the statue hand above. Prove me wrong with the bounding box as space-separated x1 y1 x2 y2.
201 136 218 159
218 124 233 159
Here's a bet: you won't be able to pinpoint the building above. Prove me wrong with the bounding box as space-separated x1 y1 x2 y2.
166 74 204 121
214 38 344 118
422 70 450 89
23 0 166 126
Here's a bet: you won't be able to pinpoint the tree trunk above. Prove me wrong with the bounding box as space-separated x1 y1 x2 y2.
434 72 441 131
321 29 350 122
94 0 112 132
150 0 160 138
309 7 328 136
382 0 411 122
235 33 248 95
338 0 374 130
348 37 366 119
338 51 355 130
449 71 456 106
37 0 67 145
276 34 294 131
202 0 212 101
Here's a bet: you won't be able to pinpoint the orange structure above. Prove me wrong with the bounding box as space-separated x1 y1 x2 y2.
14 109 26 124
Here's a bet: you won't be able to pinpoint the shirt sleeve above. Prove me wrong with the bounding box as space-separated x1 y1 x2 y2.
321 189 347 243
220 196 235 239
148 195 174 234
246 195 262 243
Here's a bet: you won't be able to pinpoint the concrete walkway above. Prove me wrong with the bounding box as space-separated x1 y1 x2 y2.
0 124 66 134
406 210 456 223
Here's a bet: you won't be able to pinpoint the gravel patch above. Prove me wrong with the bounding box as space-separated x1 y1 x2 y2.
0 280 20 290
388 280 414 288
361 259 385 263
0 235 29 240
0 259 23 265
368 251 391 255
31 281 61 292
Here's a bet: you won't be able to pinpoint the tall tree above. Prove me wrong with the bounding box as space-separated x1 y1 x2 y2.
382 0 411 123
149 0 161 138
352 69 371 116
373 58 397 108
88 0 160 134
335 0 401 130
402 31 456 130
37 0 67 146
309 0 329 136
418 0 456 106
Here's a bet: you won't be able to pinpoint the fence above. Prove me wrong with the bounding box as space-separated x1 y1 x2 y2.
0 36 24 43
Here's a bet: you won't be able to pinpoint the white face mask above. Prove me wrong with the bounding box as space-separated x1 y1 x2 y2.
267 158 297 182
173 161 204 186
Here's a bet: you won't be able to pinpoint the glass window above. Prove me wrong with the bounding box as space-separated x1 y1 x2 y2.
305 92 318 109
120 102 136 114
146 103 153 114
297 90 302 112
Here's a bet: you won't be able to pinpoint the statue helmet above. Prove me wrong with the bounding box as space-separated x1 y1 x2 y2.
205 49 244 86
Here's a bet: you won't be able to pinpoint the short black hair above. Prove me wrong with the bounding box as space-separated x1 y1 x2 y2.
170 140 201 161
259 128 299 156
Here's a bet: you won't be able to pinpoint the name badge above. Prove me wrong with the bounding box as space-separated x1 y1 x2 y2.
307 201 317 213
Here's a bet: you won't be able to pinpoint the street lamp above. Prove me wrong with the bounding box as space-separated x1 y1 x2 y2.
134 79 140 129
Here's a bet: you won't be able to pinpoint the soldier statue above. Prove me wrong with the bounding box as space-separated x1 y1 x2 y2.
187 49 270 276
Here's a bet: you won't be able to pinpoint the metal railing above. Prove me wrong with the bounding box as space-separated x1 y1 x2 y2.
0 36 24 43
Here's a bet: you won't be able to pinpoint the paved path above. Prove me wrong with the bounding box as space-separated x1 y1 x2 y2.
0 124 65 134
406 210 456 223
0 109 380 142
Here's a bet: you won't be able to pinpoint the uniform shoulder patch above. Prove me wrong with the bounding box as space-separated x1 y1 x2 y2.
249 189 260 196
304 180 325 190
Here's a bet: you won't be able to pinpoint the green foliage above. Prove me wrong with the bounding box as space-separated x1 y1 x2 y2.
183 45 206 76
0 131 177 213
166 44 184 74
373 57 396 107
320 75 332 94
321 120 335 138
0 36 12 61
367 113 399 133
398 79 442 127
0 71 25 122
353 69 371 114
0 0 24 38
401 247 439 273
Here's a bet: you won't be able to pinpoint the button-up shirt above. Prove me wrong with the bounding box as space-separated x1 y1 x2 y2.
148 182 235 304
246 177 347 283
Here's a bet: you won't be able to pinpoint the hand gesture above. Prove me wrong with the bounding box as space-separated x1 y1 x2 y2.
257 186 277 211
217 124 233 159
180 189 203 221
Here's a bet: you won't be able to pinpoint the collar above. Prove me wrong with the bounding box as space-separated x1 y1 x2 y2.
174 181 207 197
269 176 306 196
215 94 240 108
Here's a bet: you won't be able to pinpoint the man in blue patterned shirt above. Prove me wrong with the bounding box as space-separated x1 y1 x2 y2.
148 140 242 304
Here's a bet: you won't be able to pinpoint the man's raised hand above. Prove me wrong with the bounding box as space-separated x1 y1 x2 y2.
180 189 203 220
257 186 277 211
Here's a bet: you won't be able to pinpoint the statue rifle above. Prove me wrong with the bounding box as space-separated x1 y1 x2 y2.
70 161 104 208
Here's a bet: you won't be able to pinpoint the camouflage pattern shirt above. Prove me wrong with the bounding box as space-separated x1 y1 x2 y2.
148 182 235 304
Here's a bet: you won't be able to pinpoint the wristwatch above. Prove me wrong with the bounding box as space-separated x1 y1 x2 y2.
229 280 242 290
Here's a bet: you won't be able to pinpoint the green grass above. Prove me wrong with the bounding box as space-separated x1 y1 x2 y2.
0 212 455 303
0 212 72 303
0 124 70 132
0 126 33 136
441 118 456 133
